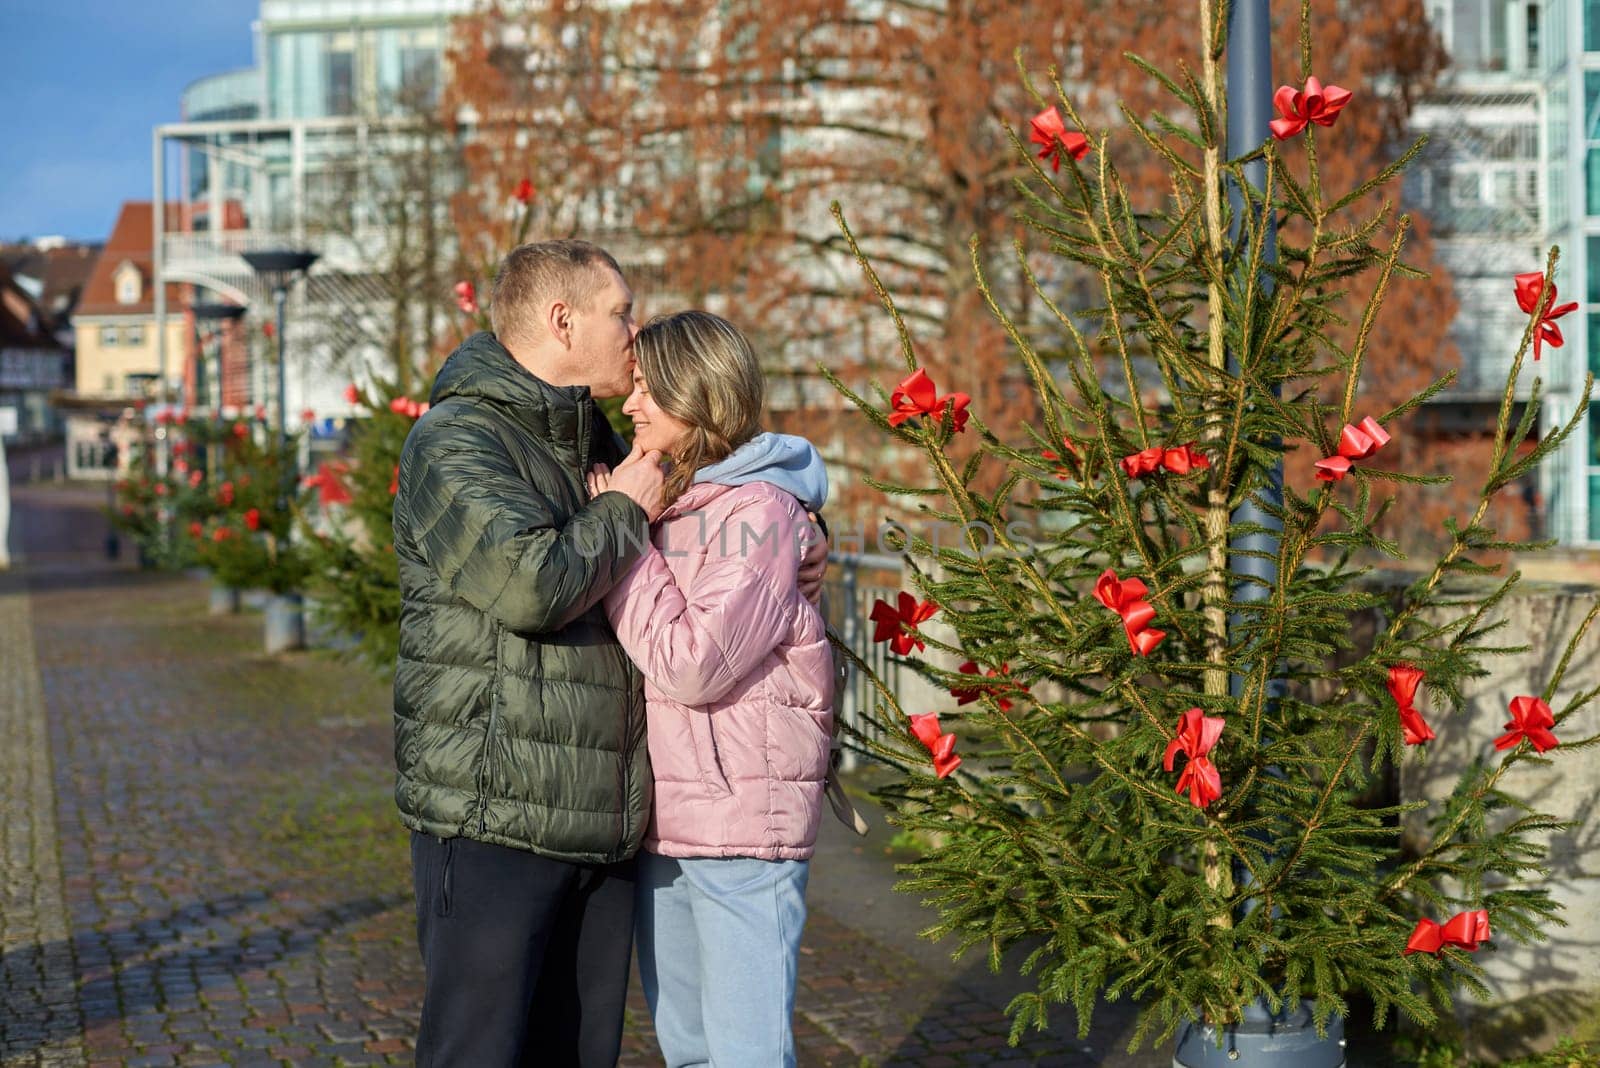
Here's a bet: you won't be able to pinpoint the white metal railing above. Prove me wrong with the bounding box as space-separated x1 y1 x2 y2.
162 229 389 275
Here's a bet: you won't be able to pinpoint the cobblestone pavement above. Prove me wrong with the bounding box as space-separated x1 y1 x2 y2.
0 484 1171 1067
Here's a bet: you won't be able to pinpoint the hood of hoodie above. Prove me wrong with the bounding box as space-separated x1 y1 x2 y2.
689 432 828 513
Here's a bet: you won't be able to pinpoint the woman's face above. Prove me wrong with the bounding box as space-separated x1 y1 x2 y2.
621 363 692 458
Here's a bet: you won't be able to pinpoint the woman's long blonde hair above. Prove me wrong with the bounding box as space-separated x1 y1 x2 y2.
632 310 764 505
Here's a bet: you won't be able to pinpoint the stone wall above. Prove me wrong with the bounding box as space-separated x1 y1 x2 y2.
1401 581 1600 1060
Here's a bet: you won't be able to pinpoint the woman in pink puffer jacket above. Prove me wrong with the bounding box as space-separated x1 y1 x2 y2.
588 310 832 1068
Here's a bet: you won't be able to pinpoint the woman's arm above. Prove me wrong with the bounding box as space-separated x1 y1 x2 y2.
604 493 802 706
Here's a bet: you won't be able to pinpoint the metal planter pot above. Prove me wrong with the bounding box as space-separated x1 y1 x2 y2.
264 592 305 654
1172 999 1345 1067
208 584 240 616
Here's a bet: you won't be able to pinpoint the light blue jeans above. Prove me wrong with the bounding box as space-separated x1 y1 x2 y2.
635 850 810 1068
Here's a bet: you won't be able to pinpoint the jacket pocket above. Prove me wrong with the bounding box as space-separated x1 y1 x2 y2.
689 711 733 795
437 836 456 918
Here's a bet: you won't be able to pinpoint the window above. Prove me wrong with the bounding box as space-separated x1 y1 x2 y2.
1452 169 1483 206
123 324 144 346
1528 3 1541 70
327 32 355 116
114 264 140 305
100 325 118 346
75 440 114 471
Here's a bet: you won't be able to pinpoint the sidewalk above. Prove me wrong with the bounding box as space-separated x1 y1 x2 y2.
0 483 1204 1067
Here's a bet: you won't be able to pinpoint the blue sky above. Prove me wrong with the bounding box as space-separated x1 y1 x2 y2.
0 0 260 243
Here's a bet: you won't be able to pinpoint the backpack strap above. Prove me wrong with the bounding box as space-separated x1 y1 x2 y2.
823 620 870 836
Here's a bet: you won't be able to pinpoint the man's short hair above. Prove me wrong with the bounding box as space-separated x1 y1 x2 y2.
490 239 624 348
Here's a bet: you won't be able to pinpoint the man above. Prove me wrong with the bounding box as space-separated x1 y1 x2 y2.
392 239 665 1067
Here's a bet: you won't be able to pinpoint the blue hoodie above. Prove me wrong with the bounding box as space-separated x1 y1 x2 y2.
693 432 828 514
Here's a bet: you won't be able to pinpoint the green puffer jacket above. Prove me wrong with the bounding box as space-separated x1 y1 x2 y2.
391 332 651 863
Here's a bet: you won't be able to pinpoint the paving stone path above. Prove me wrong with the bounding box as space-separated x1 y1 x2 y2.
0 484 1159 1067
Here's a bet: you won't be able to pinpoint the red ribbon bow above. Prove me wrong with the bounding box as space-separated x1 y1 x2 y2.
1494 695 1559 753
1163 708 1225 809
512 177 536 204
1403 908 1490 956
889 369 971 433
1040 439 1081 481
1269 76 1353 140
869 592 939 656
1387 664 1434 745
455 280 479 315
1029 106 1091 171
1091 569 1166 656
908 713 962 778
1513 272 1578 361
1314 416 1391 482
1120 443 1211 479
303 461 353 507
950 661 1027 711
389 397 430 419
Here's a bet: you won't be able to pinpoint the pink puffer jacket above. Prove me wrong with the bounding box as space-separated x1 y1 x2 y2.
603 480 833 860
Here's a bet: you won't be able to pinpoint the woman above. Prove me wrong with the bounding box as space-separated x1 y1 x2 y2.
587 310 832 1068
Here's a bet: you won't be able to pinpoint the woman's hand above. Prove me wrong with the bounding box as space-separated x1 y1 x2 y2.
587 463 613 498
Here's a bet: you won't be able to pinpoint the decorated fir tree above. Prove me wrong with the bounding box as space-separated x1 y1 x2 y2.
191 421 305 595
298 382 429 671
829 0 1598 1052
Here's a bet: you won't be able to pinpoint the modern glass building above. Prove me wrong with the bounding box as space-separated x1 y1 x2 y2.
261 0 457 119
152 0 473 423
1415 0 1600 544
1542 0 1600 542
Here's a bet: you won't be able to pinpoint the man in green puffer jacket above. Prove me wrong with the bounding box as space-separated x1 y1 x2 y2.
392 239 667 1067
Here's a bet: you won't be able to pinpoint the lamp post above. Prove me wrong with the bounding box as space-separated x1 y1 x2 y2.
1173 3 1344 1066
99 428 120 561
241 250 318 653
242 249 319 499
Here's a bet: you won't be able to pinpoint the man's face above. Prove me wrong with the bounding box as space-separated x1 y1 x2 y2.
569 268 637 399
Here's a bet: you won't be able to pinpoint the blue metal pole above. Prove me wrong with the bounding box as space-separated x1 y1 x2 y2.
1225 0 1283 696
1173 6 1347 1063
274 284 290 510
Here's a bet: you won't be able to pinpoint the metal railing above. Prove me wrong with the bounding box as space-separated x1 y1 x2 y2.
821 552 905 771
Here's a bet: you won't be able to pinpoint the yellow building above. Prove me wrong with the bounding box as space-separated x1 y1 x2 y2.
66 202 189 478
72 202 188 401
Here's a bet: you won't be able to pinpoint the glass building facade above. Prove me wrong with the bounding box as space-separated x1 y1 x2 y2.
181 69 262 203
261 0 471 120
1545 0 1600 541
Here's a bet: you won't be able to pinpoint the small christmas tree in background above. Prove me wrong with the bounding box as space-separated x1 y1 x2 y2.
828 0 1598 1052
191 422 305 595
298 381 426 671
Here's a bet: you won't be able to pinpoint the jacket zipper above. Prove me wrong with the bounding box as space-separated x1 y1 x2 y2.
581 400 632 854
476 625 503 836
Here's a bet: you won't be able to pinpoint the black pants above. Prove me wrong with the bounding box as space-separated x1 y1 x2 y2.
411 833 637 1067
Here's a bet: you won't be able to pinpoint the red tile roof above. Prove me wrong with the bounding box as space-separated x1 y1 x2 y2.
75 202 193 318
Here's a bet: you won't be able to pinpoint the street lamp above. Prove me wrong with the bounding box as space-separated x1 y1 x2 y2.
242 249 319 495
241 250 318 655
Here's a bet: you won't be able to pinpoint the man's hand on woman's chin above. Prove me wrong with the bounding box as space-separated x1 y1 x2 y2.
594 442 666 522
